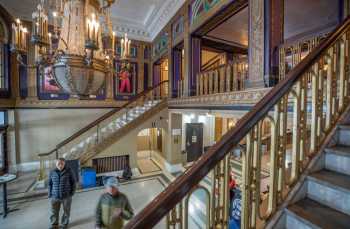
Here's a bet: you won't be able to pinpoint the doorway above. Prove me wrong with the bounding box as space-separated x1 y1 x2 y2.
185 123 204 162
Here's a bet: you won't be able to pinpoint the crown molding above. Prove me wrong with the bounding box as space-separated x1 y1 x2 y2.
111 0 186 42
148 0 186 40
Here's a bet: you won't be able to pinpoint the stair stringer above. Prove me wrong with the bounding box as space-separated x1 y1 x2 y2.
266 103 350 229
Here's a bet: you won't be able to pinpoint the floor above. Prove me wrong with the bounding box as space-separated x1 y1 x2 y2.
1 177 166 229
137 151 161 174
0 172 37 198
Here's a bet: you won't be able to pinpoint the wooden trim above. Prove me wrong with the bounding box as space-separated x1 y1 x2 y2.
124 16 350 229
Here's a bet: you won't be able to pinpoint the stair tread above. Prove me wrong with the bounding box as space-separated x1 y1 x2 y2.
325 145 350 156
338 124 350 129
288 198 350 229
308 169 350 192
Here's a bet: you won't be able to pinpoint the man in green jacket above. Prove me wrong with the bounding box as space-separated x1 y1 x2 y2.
95 177 134 229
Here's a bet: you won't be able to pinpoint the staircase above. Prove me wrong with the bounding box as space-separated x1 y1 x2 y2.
124 17 350 229
37 81 168 180
283 120 350 229
64 99 164 162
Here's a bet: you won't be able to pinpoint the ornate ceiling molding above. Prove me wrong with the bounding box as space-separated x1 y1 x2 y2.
111 0 186 42
147 0 186 40
0 0 186 42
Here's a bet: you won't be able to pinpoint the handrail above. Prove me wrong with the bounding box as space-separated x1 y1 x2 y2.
201 53 222 71
125 16 350 228
38 80 169 158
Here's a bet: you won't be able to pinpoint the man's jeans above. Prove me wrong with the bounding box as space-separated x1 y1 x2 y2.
49 197 72 228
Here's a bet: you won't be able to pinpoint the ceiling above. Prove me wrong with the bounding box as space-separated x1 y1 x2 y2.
284 0 338 39
206 7 249 47
205 0 338 48
0 0 186 42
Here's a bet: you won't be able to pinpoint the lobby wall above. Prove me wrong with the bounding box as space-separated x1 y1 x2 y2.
7 108 111 171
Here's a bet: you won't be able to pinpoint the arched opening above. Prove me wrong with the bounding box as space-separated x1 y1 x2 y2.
186 187 210 229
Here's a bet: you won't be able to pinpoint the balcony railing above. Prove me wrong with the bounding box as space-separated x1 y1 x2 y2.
125 16 350 229
177 60 248 98
278 31 329 81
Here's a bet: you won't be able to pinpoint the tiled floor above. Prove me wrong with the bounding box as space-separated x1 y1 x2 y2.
1 178 166 229
137 150 161 174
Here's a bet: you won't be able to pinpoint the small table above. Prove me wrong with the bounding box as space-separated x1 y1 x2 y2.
0 174 17 218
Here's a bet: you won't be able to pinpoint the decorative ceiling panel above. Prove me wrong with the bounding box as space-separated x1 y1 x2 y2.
0 0 186 42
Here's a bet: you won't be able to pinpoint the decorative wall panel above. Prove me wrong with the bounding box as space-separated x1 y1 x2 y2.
172 16 184 41
114 61 138 100
152 32 169 58
190 0 221 25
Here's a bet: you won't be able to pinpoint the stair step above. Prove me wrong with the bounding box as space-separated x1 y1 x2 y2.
325 145 350 176
286 198 350 229
338 125 350 146
338 124 350 130
307 169 350 215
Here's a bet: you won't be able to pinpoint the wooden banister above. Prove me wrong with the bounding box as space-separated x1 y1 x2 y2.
125 16 350 228
38 80 169 158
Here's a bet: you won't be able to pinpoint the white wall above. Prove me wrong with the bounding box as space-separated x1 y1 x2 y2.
181 113 215 151
8 108 111 171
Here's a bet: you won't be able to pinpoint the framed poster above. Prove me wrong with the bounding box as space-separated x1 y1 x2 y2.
37 64 69 100
114 61 137 100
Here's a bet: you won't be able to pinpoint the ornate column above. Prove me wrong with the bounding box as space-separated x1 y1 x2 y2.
164 112 183 172
167 28 173 97
247 0 265 88
138 43 145 94
191 36 201 95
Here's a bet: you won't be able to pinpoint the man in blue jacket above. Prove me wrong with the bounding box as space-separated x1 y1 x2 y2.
48 158 76 229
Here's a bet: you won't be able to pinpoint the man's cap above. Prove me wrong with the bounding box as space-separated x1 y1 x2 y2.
105 177 119 188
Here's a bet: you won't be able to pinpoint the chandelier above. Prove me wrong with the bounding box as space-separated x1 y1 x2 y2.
11 0 118 97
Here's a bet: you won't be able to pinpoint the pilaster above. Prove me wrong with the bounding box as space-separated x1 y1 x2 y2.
247 0 265 88
183 7 191 97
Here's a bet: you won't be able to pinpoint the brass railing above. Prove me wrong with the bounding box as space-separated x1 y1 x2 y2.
201 53 226 72
196 61 247 96
37 81 169 181
279 32 329 81
125 17 350 229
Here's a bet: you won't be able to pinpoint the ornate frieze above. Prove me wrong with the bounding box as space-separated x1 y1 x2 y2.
12 97 126 108
168 88 271 106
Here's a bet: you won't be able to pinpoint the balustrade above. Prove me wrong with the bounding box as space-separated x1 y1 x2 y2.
279 32 329 81
195 61 248 97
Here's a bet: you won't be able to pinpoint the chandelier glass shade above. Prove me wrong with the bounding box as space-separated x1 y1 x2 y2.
11 0 119 97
